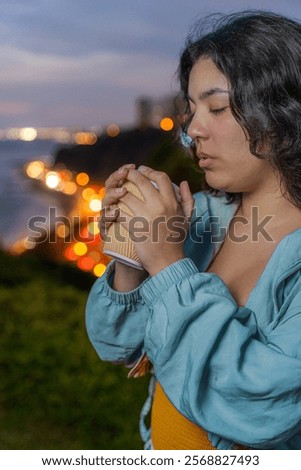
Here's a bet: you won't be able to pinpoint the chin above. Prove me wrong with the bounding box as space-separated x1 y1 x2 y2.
204 175 231 192
205 174 242 194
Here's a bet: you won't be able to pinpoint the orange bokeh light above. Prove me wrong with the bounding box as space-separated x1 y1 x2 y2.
56 224 70 238
93 263 106 277
64 247 77 261
62 182 77 195
77 256 95 271
74 132 97 145
99 187 106 198
26 160 45 179
160 117 174 131
73 242 88 256
76 172 90 186
107 124 120 137
82 187 95 201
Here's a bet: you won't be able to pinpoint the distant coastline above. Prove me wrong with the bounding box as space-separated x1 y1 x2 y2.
0 140 63 248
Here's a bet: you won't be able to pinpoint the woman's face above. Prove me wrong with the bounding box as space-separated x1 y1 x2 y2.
187 58 277 194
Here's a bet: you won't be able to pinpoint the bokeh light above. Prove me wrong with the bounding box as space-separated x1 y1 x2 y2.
99 187 106 198
89 251 101 262
45 172 60 189
77 256 95 271
73 242 88 256
106 124 120 137
74 132 97 145
76 172 90 186
87 221 100 235
64 247 77 261
19 127 38 141
56 224 70 238
62 182 77 195
61 169 73 181
82 188 95 201
23 238 36 250
89 198 102 212
93 263 106 277
26 161 45 179
160 117 174 131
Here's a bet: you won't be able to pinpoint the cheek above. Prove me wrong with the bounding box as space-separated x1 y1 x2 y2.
216 117 248 144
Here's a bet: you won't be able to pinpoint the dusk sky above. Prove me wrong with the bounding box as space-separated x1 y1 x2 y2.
1 0 301 130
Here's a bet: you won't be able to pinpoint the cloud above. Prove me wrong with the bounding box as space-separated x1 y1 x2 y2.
0 101 32 116
0 44 178 93
0 43 178 127
1 0 301 128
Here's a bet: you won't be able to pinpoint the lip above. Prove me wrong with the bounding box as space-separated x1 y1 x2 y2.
197 152 215 169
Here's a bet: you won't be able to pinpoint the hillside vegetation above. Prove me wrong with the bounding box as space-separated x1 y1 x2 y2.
0 252 148 449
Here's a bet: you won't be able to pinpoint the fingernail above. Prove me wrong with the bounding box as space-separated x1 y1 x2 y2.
118 168 126 175
138 165 148 172
115 187 125 193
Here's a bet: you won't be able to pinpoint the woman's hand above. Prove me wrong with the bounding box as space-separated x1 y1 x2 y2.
117 166 194 276
99 163 135 240
100 163 148 291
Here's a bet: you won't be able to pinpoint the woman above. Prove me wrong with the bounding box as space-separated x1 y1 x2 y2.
86 11 301 449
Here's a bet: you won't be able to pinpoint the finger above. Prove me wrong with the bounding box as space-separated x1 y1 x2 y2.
119 190 144 215
102 186 127 209
105 163 136 191
123 168 159 200
179 181 194 219
128 167 175 202
137 166 176 201
99 205 119 239
105 204 120 221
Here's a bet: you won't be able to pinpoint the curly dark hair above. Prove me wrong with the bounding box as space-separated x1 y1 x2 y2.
178 10 301 207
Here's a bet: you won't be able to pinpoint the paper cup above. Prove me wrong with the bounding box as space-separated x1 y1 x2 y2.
103 180 181 270
103 181 144 269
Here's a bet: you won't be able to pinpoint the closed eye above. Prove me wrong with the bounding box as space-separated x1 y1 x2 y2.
210 106 228 115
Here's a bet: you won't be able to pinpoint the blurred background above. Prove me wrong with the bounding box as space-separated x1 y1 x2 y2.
1 0 300 450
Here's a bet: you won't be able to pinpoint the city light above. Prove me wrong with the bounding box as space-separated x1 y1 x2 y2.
62 181 77 195
77 256 95 271
19 127 38 141
21 158 110 275
89 198 102 212
64 247 77 261
26 161 45 179
99 187 106 198
74 132 97 145
93 263 106 277
76 173 90 186
160 117 174 131
106 123 120 137
87 221 100 235
45 172 61 189
89 250 101 262
56 224 70 239
82 187 95 201
73 242 88 256
14 105 180 276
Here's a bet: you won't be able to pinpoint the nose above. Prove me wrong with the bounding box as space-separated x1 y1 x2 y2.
187 111 210 142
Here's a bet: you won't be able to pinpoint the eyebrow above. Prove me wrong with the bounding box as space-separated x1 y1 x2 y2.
188 87 229 102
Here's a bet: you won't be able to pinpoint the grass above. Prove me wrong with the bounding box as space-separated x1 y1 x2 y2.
0 251 149 449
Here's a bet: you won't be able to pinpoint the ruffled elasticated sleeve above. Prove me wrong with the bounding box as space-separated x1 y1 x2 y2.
140 258 301 449
85 261 151 364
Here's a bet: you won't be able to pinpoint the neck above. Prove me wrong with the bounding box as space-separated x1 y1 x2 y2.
238 187 301 226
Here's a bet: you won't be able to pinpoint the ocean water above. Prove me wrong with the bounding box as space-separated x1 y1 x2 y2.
0 140 63 248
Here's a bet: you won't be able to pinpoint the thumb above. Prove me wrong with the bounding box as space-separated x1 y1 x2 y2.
179 181 194 219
